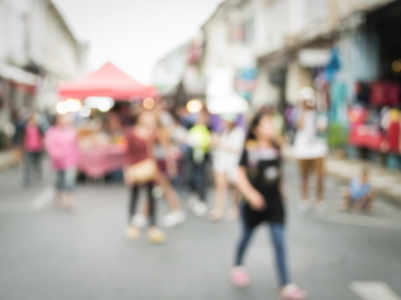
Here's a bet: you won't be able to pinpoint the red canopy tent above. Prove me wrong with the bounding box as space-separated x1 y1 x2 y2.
58 62 158 100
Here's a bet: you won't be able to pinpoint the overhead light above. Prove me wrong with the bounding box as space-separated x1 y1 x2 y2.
56 101 69 115
85 97 114 111
143 97 156 110
187 99 203 113
65 98 81 112
392 60 401 73
98 100 114 112
79 106 91 118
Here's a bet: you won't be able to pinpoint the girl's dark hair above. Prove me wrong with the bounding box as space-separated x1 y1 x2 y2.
131 112 140 126
247 111 271 140
246 111 280 148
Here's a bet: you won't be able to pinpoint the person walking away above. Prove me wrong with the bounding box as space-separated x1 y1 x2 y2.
10 108 25 166
230 112 307 300
293 87 328 213
341 168 375 213
154 117 186 228
23 113 43 186
170 115 190 188
209 114 245 221
44 114 78 212
123 111 165 243
187 109 211 216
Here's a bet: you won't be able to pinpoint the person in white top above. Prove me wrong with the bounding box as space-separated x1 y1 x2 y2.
209 114 245 221
293 87 328 212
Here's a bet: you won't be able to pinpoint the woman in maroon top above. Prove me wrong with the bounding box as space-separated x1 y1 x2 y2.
123 111 165 243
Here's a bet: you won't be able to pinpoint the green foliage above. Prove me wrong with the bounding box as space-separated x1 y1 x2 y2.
327 122 348 148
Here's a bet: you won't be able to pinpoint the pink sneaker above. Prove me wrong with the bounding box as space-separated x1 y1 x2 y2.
280 284 307 300
230 267 250 287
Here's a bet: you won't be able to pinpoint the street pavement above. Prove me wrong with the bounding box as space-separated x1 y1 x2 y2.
1 162 401 300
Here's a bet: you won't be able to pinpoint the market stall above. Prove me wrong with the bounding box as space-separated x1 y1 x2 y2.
347 82 400 166
57 62 158 179
58 62 158 100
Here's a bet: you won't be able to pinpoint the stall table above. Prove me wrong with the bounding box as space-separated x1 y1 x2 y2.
78 144 125 179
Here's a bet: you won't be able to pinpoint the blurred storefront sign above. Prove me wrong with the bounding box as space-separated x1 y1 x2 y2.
235 67 257 101
229 20 246 43
298 49 331 68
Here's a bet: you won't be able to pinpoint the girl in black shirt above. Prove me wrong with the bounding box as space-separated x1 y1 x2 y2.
230 112 307 300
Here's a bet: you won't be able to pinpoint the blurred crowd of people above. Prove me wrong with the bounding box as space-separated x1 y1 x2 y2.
7 86 381 300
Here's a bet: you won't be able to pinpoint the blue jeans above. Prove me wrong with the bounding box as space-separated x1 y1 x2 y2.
56 168 77 192
190 160 207 201
234 205 289 287
23 151 42 183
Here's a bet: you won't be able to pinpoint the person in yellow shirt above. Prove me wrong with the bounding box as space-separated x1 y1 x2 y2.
187 109 212 216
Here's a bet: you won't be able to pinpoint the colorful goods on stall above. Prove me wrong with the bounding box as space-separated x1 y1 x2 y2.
348 107 384 151
384 109 401 154
76 121 127 179
370 81 400 107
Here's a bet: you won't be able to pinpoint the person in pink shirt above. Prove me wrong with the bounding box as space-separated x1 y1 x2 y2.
45 114 78 212
23 113 43 186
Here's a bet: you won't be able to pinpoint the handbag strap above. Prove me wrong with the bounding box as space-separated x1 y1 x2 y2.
145 135 154 159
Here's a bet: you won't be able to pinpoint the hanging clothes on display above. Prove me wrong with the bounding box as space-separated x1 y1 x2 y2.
355 82 370 106
330 82 348 124
386 109 401 154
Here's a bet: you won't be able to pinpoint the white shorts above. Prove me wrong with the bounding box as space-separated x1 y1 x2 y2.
213 159 239 184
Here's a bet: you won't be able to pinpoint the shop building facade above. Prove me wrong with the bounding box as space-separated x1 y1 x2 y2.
0 0 87 137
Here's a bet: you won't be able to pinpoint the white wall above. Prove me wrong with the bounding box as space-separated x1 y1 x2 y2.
0 0 30 66
252 69 280 108
153 44 189 93
254 0 286 58
0 0 83 79
286 59 313 105
42 2 81 79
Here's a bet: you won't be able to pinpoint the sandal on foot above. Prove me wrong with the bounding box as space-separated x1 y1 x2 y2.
208 209 223 221
147 227 166 244
229 267 250 287
125 226 140 240
280 284 307 300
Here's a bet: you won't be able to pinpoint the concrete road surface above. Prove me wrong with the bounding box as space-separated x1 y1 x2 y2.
1 162 400 300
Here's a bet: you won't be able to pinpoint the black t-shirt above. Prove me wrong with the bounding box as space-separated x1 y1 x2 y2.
239 143 285 227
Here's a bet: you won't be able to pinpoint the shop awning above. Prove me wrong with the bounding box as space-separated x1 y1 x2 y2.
57 62 158 100
0 64 39 86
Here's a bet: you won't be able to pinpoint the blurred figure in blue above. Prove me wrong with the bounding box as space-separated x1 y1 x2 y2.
341 168 375 214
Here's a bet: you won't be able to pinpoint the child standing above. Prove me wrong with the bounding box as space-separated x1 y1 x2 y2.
231 112 307 300
45 114 78 212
